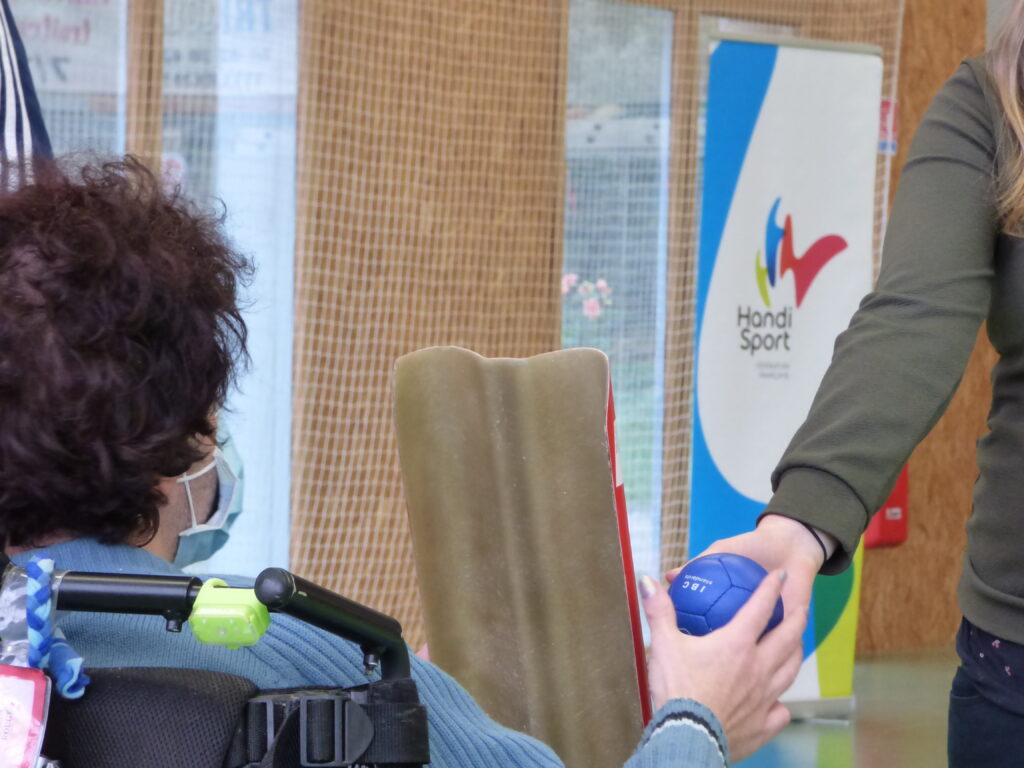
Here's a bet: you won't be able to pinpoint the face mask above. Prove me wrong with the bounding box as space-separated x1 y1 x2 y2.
172 442 242 568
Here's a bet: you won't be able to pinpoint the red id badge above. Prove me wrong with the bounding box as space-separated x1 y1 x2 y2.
0 665 51 768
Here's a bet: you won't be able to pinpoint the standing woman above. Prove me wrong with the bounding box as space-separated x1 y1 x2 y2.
690 4 1024 765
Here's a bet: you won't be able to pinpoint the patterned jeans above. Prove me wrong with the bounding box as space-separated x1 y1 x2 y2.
948 619 1024 767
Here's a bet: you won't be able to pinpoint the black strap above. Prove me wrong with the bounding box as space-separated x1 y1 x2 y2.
797 520 830 564
358 702 429 764
226 681 430 768
253 708 297 768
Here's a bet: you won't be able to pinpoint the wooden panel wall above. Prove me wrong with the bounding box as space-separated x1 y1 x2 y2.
856 0 989 654
290 1 568 646
125 0 163 169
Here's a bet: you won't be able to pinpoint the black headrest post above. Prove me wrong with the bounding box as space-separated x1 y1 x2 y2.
254 568 411 680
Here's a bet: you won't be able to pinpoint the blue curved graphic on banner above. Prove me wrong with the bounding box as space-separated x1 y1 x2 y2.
693 41 776 345
690 41 816 658
692 40 777 548
765 197 784 288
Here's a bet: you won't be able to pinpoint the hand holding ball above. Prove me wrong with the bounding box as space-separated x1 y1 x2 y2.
668 553 784 636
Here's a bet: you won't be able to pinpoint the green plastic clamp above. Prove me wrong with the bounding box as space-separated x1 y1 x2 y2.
189 578 271 649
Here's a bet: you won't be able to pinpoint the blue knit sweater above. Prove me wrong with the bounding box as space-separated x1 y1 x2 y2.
13 540 729 767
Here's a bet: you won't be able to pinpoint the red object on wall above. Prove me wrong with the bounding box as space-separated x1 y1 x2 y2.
864 466 909 548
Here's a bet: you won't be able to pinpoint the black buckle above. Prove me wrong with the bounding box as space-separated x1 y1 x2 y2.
299 693 374 767
246 697 284 762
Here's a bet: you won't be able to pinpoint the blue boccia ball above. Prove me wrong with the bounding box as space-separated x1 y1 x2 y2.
668 553 784 636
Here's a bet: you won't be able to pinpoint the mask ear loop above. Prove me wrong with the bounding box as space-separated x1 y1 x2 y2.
180 476 199 527
176 452 218 528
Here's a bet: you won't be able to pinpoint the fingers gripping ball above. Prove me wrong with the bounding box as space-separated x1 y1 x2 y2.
669 554 784 636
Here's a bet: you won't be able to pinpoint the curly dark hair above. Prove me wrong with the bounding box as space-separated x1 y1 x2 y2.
0 157 251 546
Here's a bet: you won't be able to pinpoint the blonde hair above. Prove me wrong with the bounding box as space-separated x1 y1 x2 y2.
990 1 1024 234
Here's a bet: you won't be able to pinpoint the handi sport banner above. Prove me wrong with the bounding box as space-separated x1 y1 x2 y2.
689 36 882 712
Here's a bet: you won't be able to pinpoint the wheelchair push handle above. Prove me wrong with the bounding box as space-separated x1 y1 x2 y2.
4 556 412 679
55 571 201 632
255 567 411 679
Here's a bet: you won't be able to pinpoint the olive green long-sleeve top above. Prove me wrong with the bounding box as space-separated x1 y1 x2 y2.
764 56 1024 643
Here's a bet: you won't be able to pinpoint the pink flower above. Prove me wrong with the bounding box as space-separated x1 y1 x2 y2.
578 282 594 296
583 297 602 320
160 152 187 193
1006 666 1013 677
596 278 612 297
561 273 579 295
993 640 1002 648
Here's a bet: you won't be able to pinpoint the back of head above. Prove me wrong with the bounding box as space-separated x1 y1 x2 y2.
0 157 251 548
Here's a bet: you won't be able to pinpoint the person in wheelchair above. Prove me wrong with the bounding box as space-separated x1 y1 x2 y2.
0 157 806 767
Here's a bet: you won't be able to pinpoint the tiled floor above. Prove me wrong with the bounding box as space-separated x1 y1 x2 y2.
738 646 958 767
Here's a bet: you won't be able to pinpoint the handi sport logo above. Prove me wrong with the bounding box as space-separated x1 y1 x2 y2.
755 197 847 309
738 198 848 356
